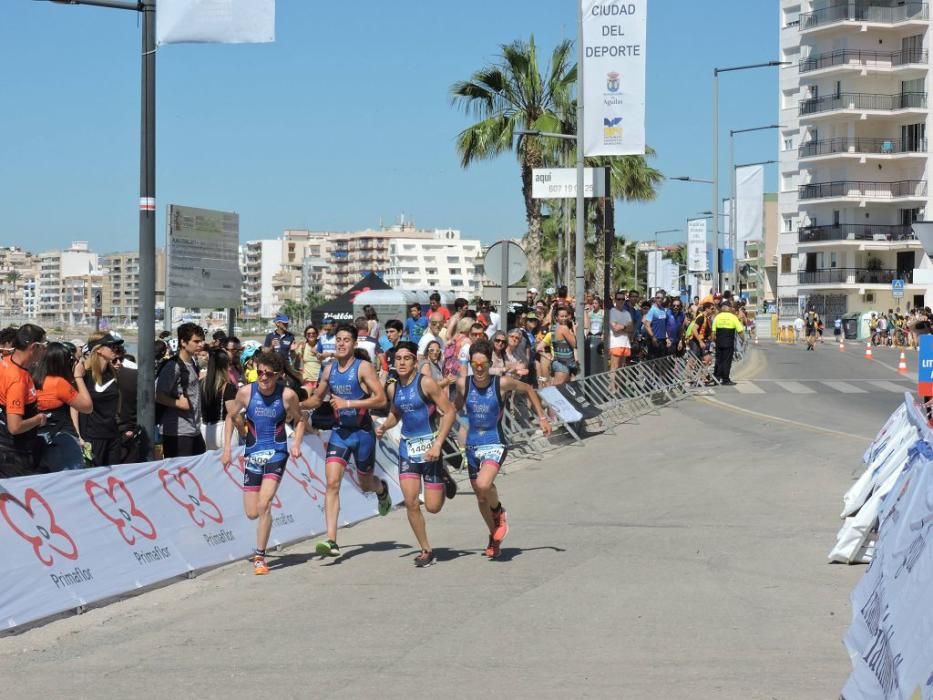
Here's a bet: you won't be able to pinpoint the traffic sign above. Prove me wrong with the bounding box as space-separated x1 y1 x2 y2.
892 278 905 298
919 335 933 396
483 241 528 287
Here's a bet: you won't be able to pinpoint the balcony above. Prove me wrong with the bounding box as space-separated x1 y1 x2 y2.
798 267 910 285
799 137 927 158
800 2 929 30
798 223 916 242
800 48 928 73
798 179 927 201
799 92 927 117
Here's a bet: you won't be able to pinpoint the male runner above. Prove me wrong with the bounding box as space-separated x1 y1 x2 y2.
375 341 457 567
303 323 390 558
454 339 551 559
221 352 305 575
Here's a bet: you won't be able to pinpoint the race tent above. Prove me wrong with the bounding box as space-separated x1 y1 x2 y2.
311 272 392 325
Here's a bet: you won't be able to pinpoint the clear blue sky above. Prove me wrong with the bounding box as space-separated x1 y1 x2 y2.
0 1 779 253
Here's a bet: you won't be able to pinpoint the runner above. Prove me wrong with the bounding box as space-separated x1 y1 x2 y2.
220 351 305 575
454 339 552 559
302 323 390 558
805 306 820 351
375 341 457 567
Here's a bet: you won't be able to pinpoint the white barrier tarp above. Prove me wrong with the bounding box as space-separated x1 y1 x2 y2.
0 431 402 630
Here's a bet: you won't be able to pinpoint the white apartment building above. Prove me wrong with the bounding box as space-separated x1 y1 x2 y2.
781 0 933 320
241 230 330 319
779 3 803 319
385 228 483 294
36 242 98 323
0 246 35 320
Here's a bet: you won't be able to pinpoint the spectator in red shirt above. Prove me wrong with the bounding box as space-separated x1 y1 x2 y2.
0 324 48 477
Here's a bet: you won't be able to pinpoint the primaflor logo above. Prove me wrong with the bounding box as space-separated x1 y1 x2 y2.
0 488 78 567
158 466 223 528
85 476 157 546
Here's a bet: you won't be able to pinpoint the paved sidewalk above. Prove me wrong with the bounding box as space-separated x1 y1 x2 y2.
0 382 865 699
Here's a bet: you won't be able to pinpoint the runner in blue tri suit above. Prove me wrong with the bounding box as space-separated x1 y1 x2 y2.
221 351 305 575
455 339 551 559
303 323 390 558
375 341 457 568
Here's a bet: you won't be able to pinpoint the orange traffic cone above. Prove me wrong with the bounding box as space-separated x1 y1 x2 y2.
865 342 873 360
898 351 908 375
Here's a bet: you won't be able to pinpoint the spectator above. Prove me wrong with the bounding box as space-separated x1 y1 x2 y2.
355 316 381 364
504 328 530 379
585 297 604 338
418 312 446 358
0 326 18 354
548 306 578 385
224 336 243 386
155 322 206 458
404 303 428 344
363 305 383 341
609 292 634 369
0 324 48 477
428 291 450 322
383 318 404 385
643 291 671 359
200 347 240 451
419 339 458 394
241 344 260 384
112 344 147 463
317 317 338 363
296 324 322 391
34 342 92 472
79 332 124 467
443 297 470 341
211 329 227 349
668 298 686 355
489 330 509 375
264 313 296 365
793 314 805 344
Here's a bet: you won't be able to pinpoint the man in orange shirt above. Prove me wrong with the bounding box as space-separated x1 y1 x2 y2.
0 324 49 478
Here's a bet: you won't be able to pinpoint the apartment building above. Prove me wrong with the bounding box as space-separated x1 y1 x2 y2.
36 242 98 324
738 193 780 308
101 250 166 322
384 228 483 295
241 230 331 319
779 3 803 318
0 246 36 320
782 0 933 321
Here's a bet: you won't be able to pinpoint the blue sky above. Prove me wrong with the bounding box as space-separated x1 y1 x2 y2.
1 1 779 253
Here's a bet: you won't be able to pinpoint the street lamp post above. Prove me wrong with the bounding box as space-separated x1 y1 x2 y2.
713 62 789 293
43 0 157 446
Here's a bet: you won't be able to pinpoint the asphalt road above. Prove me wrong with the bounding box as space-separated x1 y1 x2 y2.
0 342 903 699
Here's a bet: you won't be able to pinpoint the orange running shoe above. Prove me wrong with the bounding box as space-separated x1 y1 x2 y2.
492 508 509 543
253 556 269 575
483 536 499 558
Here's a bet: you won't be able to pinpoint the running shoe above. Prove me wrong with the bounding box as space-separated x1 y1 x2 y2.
414 550 436 568
253 556 269 575
492 508 509 543
315 539 341 558
483 536 497 558
441 466 458 500
377 479 392 516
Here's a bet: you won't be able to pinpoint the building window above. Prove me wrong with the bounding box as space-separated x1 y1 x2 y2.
783 137 793 151
783 216 795 233
781 255 792 274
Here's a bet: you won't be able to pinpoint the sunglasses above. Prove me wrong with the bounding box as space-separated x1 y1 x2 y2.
257 370 278 379
493 339 506 344
470 361 489 369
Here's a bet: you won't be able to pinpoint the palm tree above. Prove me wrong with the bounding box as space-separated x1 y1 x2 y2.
451 36 576 288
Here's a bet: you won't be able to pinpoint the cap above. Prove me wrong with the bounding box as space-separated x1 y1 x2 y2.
719 299 732 308
525 311 539 320
528 287 538 295
86 333 124 353
323 316 336 324
274 313 290 324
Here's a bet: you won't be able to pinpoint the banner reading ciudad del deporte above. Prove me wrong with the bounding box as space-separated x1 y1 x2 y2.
581 1 647 157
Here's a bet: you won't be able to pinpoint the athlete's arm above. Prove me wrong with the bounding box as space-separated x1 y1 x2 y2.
422 376 457 462
300 365 332 410
283 388 306 459
453 376 466 411
331 360 386 412
221 385 250 467
560 324 577 348
375 385 400 438
501 376 552 435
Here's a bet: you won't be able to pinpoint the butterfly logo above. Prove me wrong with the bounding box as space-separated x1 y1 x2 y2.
603 117 623 127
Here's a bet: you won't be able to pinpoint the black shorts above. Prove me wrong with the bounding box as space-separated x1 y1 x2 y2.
243 455 287 492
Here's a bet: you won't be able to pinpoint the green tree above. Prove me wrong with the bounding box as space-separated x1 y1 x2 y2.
450 36 576 288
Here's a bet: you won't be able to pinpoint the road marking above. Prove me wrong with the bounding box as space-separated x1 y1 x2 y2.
820 381 867 394
866 380 911 393
775 381 816 394
734 382 765 394
699 396 873 442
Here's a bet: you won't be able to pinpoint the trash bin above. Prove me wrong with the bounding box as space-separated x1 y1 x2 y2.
584 335 606 376
842 312 860 340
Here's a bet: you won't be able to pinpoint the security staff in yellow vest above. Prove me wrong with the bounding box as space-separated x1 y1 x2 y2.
711 299 745 386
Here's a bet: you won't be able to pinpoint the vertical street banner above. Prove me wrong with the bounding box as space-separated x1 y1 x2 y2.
687 218 708 272
736 165 764 251
581 1 647 156
919 335 933 396
157 0 276 46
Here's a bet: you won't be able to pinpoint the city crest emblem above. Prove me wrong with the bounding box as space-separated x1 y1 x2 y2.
606 72 620 93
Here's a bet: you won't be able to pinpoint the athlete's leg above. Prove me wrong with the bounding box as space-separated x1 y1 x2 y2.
324 458 346 541
470 463 501 535
255 474 281 552
400 475 430 552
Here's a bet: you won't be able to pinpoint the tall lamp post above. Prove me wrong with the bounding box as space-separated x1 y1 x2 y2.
713 62 789 292
41 0 157 444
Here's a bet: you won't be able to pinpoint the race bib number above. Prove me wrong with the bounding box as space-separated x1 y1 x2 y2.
473 444 505 464
246 449 276 471
405 434 435 463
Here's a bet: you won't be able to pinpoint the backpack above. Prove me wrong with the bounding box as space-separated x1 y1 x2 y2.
155 356 190 427
442 336 464 378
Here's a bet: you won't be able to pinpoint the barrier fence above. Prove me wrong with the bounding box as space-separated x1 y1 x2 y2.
0 351 716 631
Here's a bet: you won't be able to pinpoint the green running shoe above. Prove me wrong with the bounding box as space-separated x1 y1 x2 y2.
377 479 392 516
315 539 340 557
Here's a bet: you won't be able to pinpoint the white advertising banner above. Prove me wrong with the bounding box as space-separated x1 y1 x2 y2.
0 432 402 630
531 167 607 199
646 250 661 292
157 0 275 46
581 0 647 157
687 218 708 272
736 165 764 247
167 204 242 309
